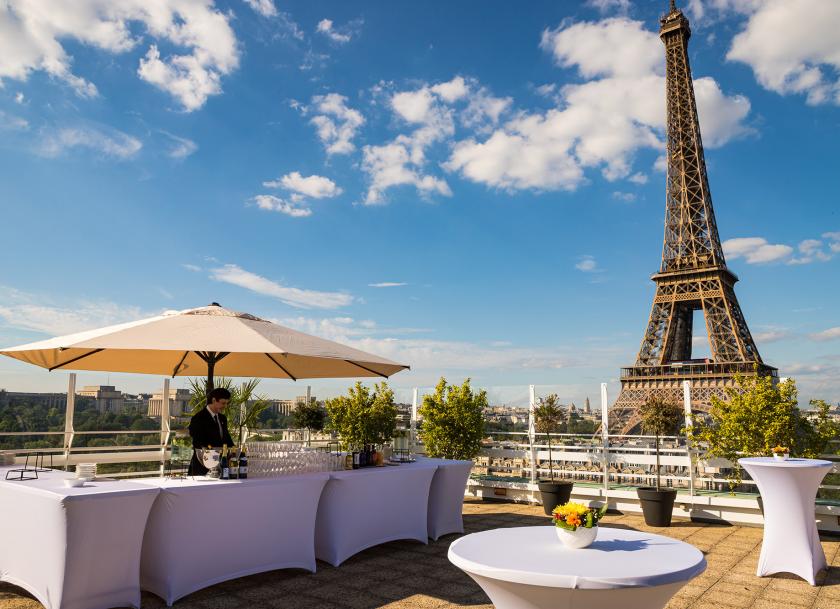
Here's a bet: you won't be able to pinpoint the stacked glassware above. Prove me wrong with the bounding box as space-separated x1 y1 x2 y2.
244 442 344 478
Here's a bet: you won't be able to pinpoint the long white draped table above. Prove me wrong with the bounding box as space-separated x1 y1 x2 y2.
416 457 474 540
135 473 329 606
449 526 706 609
315 461 439 566
0 467 159 609
739 457 833 585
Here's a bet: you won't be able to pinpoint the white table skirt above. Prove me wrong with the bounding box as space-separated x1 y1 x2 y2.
739 457 833 585
136 473 329 605
0 468 159 609
417 457 474 540
315 462 438 566
449 526 706 609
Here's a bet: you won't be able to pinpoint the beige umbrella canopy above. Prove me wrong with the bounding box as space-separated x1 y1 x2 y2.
0 303 409 387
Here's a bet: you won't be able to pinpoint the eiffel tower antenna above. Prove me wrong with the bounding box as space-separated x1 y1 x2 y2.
609 5 777 434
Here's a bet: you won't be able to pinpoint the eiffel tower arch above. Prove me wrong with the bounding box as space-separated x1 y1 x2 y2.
610 2 777 434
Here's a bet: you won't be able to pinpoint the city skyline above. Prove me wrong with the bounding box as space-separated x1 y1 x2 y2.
1 1 838 407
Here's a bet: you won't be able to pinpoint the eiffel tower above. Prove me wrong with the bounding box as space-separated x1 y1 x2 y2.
610 1 777 434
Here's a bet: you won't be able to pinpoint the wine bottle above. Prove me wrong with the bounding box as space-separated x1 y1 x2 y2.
238 447 248 479
344 452 353 470
229 447 239 479
352 450 359 469
220 444 230 479
360 445 368 468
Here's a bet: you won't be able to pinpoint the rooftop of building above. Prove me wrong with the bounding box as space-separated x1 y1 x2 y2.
1 498 837 609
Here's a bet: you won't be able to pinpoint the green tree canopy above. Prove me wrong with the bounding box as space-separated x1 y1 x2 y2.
292 398 327 432
691 374 837 489
419 377 486 460
325 382 397 450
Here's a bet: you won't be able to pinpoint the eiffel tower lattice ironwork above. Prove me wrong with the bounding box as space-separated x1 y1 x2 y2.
609 2 777 434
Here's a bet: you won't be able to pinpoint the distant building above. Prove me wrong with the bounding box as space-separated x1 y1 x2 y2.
271 394 317 417
147 389 193 417
78 385 125 414
584 397 591 414
0 390 67 410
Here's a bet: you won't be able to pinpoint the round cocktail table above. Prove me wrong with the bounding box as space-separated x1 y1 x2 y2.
739 457 833 585
448 526 706 609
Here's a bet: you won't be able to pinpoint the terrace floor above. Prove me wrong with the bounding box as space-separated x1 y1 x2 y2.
2 498 838 609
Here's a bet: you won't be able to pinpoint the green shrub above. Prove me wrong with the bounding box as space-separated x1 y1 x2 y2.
419 378 486 460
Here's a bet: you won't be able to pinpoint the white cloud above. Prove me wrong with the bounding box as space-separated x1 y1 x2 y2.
161 131 197 159
788 234 838 265
575 255 600 272
264 172 342 199
587 0 631 14
39 125 142 159
369 282 407 288
243 0 277 18
0 110 28 131
0 1 239 111
726 0 840 105
316 18 352 44
753 329 790 343
252 194 312 218
628 172 648 184
309 93 365 155
210 264 353 309
182 264 202 272
0 286 147 336
810 327 840 342
431 76 469 102
14 92 24 104
722 237 792 264
612 191 636 202
445 18 751 192
364 76 505 205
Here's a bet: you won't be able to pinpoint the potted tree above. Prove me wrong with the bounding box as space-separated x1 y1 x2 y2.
325 382 398 451
636 396 683 527
292 398 327 446
419 378 486 460
534 394 573 515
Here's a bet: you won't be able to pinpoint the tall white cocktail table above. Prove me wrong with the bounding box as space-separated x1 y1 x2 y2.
448 526 706 609
739 457 833 585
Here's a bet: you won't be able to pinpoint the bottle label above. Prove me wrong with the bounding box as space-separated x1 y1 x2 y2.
230 466 239 476
222 467 229 478
239 466 248 475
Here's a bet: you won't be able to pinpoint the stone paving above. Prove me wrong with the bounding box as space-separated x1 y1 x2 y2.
1 498 838 609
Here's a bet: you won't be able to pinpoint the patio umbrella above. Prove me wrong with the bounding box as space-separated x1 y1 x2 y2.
0 303 408 390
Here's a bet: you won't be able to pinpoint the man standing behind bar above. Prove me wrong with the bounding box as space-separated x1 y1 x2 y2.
188 387 235 475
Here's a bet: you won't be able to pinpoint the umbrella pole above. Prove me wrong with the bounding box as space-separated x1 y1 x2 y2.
206 358 215 396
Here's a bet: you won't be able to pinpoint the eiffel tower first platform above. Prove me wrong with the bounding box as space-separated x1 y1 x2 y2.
610 2 777 434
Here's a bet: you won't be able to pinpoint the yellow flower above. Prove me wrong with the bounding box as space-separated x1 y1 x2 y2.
552 501 590 518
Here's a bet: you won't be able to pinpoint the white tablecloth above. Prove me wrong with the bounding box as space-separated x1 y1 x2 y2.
136 473 329 605
315 462 438 566
739 457 832 585
417 457 474 540
0 468 159 609
449 526 706 609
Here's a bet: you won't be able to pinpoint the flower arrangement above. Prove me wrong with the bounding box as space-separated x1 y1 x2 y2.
771 445 789 460
552 502 608 531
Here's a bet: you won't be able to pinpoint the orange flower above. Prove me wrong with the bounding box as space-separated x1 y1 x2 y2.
567 514 581 527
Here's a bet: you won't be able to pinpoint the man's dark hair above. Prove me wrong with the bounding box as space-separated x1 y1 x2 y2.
208 387 231 403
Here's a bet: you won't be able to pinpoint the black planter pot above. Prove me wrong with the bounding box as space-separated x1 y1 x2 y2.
637 487 677 527
538 480 574 516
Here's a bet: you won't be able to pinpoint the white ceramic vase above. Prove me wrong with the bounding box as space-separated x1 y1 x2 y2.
772 453 789 461
555 525 598 549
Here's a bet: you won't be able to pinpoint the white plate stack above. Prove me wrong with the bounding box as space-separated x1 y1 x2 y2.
76 463 97 481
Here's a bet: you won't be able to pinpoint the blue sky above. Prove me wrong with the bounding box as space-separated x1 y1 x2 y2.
0 0 838 407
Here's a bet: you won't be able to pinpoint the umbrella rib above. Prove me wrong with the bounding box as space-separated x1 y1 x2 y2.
345 359 388 378
48 348 105 372
265 353 297 381
172 351 190 377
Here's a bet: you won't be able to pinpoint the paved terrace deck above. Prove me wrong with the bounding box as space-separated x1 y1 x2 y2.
2 498 838 609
